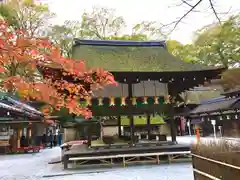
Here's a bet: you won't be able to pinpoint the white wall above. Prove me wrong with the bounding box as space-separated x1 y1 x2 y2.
63 128 77 142
103 126 118 136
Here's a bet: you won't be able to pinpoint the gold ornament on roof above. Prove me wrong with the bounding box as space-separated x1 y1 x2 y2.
143 97 148 104
98 98 103 106
164 95 170 104
110 97 115 106
154 97 159 104
121 97 126 106
85 96 92 106
132 97 137 105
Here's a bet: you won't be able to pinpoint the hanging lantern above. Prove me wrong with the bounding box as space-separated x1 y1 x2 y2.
143 97 148 104
98 98 103 106
154 97 159 104
164 95 170 104
121 97 126 106
132 97 137 105
110 97 115 106
85 96 92 106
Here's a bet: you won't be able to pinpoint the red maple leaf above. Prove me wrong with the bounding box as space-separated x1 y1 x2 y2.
0 20 117 118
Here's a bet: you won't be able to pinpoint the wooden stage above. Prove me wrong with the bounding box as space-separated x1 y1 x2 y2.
63 141 191 169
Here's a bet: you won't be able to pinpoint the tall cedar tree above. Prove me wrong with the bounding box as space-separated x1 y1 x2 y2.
0 21 116 117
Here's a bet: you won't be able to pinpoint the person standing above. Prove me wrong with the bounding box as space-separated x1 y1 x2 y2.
42 133 46 148
57 130 62 146
49 130 53 148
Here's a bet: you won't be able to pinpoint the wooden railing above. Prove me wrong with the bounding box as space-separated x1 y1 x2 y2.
192 151 240 180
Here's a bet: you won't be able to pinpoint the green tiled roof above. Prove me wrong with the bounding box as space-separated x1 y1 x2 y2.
72 40 210 72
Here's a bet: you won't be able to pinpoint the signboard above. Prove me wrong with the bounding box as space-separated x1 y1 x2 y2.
211 120 216 126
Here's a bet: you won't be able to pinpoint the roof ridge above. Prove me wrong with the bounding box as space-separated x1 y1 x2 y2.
202 97 240 105
74 39 166 48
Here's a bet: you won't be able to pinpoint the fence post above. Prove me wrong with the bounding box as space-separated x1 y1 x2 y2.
196 128 200 143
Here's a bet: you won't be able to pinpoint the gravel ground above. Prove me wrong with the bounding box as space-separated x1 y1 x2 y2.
0 147 194 180
0 136 200 180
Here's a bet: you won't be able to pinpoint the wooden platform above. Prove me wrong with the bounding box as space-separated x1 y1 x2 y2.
63 141 191 169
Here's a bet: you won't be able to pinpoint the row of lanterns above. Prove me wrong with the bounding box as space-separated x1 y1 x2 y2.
122 77 208 82
84 95 171 106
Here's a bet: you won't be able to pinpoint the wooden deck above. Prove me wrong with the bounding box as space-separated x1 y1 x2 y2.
63 141 191 169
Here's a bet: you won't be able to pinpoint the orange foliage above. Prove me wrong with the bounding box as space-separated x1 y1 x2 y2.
0 20 117 118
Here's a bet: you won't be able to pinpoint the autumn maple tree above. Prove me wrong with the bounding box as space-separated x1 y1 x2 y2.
0 20 116 117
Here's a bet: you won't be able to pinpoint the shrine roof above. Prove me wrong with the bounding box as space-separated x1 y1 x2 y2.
221 87 240 97
189 98 240 115
72 39 218 72
0 93 44 119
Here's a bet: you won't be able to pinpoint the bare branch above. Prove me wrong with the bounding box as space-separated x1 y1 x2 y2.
168 0 204 33
209 0 222 24
169 0 201 12
181 0 194 8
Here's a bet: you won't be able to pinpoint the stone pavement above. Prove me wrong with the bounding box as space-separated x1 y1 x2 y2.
0 145 194 180
0 136 237 180
0 147 62 180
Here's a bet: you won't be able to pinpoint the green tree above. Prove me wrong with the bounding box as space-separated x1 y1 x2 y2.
130 21 165 40
0 0 54 36
194 15 240 67
48 21 82 58
0 3 19 28
167 40 200 63
80 6 126 39
108 21 165 41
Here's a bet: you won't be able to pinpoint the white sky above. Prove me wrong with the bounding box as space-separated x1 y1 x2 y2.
41 0 239 44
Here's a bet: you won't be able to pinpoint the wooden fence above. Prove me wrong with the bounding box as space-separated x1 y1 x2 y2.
191 139 240 180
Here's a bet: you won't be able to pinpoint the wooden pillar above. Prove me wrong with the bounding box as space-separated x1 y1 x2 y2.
169 103 177 143
129 116 134 145
128 83 135 146
87 124 92 147
147 113 151 140
118 116 121 138
17 126 22 148
27 122 32 146
63 155 69 169
178 117 183 136
167 84 177 143
27 122 32 137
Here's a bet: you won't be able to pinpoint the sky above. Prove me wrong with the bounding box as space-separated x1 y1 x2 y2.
42 0 239 44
